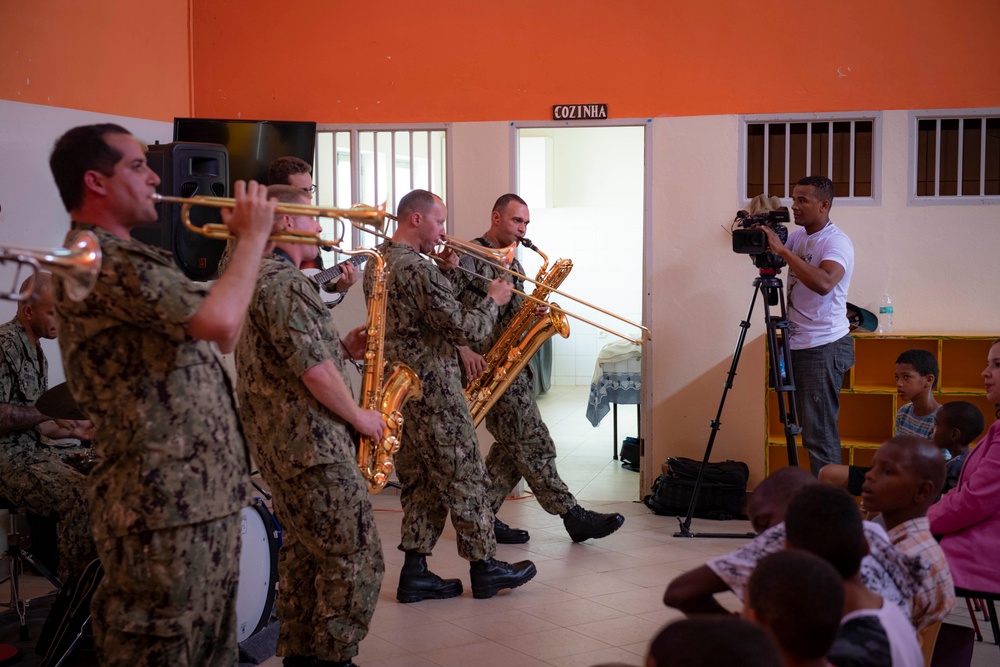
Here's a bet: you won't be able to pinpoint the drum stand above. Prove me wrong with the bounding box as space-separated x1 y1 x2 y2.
0 500 62 640
674 271 801 539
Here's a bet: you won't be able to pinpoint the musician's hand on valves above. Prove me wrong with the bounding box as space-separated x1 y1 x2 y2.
221 180 279 247
335 261 358 292
486 277 512 307
353 408 387 443
341 324 368 360
458 346 487 381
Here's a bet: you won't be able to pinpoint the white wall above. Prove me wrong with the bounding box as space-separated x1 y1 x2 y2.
0 101 172 385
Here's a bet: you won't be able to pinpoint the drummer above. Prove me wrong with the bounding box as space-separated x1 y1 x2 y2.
0 272 96 583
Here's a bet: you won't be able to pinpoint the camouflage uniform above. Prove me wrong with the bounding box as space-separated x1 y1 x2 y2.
0 317 96 582
236 253 383 663
364 241 498 561
54 224 251 667
451 238 576 516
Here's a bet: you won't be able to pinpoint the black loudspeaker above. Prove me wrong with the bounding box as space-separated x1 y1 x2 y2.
134 142 229 281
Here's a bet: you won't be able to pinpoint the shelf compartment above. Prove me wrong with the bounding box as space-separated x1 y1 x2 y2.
852 337 937 390
940 338 995 393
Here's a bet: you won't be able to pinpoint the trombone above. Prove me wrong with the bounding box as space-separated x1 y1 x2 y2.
348 216 650 345
150 194 394 246
0 231 101 302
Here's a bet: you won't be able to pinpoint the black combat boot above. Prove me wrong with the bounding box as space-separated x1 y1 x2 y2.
469 557 537 599
282 657 315 666
561 504 625 542
396 550 464 603
494 517 530 544
314 660 357 667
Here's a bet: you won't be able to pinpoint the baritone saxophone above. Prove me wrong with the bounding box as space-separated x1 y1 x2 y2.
357 250 423 493
465 240 572 426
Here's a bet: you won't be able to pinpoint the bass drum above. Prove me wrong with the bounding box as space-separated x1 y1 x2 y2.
236 498 282 643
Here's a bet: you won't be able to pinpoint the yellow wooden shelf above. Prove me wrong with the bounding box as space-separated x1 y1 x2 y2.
765 333 997 475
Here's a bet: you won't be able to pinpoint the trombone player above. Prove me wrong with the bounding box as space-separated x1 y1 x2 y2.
452 194 624 544
364 189 537 603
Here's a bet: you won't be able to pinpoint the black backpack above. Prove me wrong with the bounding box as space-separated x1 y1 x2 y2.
643 457 749 520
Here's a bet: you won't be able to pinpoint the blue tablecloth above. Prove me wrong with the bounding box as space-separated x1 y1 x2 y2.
586 368 641 427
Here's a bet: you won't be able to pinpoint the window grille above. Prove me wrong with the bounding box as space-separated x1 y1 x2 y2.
913 112 1000 200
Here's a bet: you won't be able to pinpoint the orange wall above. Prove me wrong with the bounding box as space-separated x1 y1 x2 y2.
0 0 191 121
190 0 1000 123
1 1 998 123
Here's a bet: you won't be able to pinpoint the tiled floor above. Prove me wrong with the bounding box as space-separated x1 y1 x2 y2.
3 386 995 665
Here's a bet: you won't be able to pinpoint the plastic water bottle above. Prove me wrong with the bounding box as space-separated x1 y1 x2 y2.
878 293 893 333
778 356 787 383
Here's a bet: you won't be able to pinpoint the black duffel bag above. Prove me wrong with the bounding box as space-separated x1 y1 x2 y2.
643 457 749 520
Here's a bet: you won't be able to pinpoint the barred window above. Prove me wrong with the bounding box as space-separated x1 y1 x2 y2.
314 127 449 250
742 113 878 202
913 112 1000 200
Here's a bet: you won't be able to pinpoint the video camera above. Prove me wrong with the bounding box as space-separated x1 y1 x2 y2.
732 207 791 272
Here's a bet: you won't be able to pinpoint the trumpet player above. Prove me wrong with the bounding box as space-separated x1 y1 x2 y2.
452 194 624 544
49 123 278 667
364 189 537 603
235 184 386 667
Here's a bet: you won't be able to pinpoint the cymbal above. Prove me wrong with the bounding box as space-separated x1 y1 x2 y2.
36 382 86 421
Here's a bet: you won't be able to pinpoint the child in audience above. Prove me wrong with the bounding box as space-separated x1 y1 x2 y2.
663 467 924 618
785 485 923 667
820 349 940 495
745 549 844 667
930 401 984 494
646 616 782 667
860 436 954 630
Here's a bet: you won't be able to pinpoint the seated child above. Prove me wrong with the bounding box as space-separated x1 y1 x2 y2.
930 401 984 494
820 348 941 495
663 467 926 617
786 485 923 667
745 549 844 667
859 436 954 630
646 616 782 667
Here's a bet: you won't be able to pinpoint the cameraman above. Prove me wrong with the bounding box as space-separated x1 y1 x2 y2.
760 176 854 475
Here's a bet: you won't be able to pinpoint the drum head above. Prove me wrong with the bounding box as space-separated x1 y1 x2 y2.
235 499 279 643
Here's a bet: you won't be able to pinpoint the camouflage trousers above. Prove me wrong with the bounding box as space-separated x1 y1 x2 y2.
397 401 496 561
91 514 240 667
0 449 96 582
269 463 384 662
485 369 576 516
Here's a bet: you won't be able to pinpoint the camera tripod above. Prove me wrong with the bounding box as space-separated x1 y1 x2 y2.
674 269 801 538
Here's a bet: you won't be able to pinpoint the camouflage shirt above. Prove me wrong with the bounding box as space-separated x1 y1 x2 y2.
363 241 499 413
449 236 525 355
53 224 251 541
236 253 356 482
0 318 46 460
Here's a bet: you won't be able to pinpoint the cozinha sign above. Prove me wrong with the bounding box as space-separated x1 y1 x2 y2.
552 104 609 120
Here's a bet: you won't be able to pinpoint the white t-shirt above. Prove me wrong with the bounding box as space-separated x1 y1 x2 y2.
785 221 853 350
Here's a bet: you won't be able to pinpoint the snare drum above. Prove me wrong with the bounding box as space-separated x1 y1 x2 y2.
236 498 282 643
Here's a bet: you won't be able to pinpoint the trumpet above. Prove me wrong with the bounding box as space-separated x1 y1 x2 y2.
150 194 395 246
0 231 101 302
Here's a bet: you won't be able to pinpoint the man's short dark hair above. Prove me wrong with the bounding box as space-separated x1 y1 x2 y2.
938 401 986 447
268 156 312 186
50 123 131 211
748 466 818 519
884 436 946 497
648 617 782 667
896 349 939 388
748 549 844 661
397 189 441 221
785 485 867 579
492 193 527 215
797 175 835 203
266 183 311 206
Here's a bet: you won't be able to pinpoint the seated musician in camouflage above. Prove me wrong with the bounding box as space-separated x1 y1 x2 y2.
0 272 96 582
48 124 277 667
451 194 624 544
364 189 536 602
236 184 386 667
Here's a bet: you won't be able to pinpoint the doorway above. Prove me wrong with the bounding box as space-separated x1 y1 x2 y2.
515 124 647 498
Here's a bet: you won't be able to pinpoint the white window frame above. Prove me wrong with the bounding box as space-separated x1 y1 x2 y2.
908 108 1000 206
315 124 452 248
738 112 882 207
